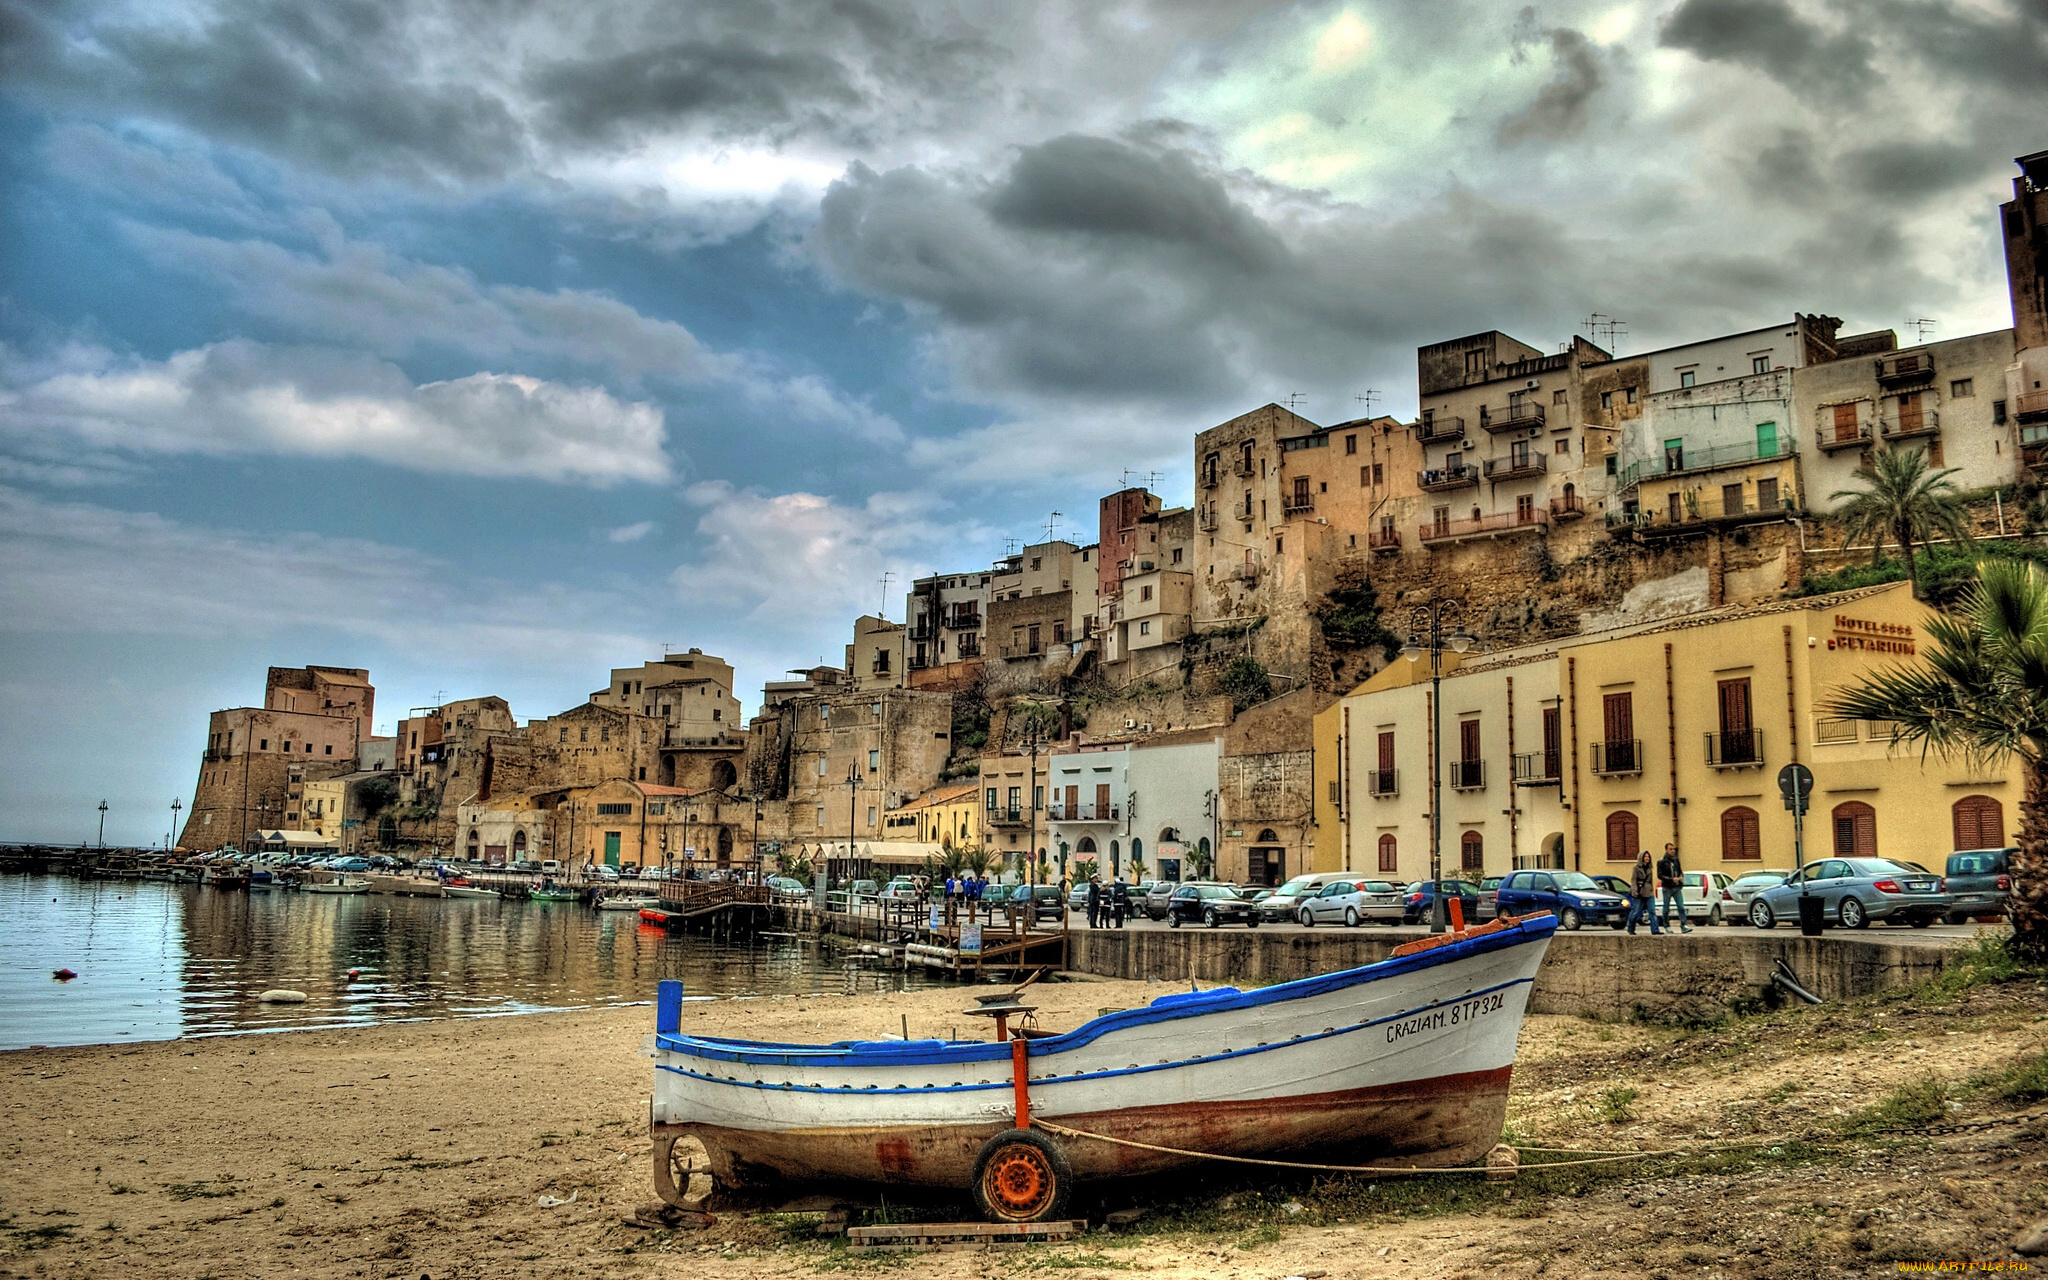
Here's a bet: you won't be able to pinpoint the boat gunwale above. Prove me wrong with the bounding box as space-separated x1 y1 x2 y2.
655 914 1555 1069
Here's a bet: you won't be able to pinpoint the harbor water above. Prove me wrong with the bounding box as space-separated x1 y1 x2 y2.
0 873 928 1050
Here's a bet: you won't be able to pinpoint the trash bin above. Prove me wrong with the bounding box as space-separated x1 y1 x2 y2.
1797 893 1825 936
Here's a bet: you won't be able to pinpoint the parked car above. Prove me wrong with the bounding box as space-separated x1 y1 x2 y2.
1165 882 1259 928
1747 857 1949 929
766 876 810 901
1677 870 1740 925
1401 879 1481 925
1590 874 1633 898
1067 882 1093 911
1946 848 2015 922
329 856 373 873
847 878 879 908
589 864 620 883
879 877 921 903
1493 870 1630 930
1298 878 1404 927
1476 876 1503 921
1255 873 1344 923
1144 881 1178 920
1726 870 1791 909
1025 884 1066 923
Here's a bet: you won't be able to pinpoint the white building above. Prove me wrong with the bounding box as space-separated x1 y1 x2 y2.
1125 735 1222 882
1046 743 1129 878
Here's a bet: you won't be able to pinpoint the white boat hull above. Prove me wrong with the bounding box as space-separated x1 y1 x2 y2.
649 915 1554 1192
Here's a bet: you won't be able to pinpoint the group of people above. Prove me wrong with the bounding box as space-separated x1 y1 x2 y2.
941 872 998 923
1080 876 1132 928
1626 843 1695 936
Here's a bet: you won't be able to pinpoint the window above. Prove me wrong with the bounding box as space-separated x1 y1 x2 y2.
596 803 633 816
1008 786 1022 812
1465 349 1484 376
987 788 998 811
646 802 666 815
1345 434 1357 454
1625 386 1637 404
323 744 332 755
866 806 876 828
1951 378 1974 398
1556 436 1569 456
868 749 879 771
1373 462 1384 485
1995 399 2009 424
1171 548 1182 564
1139 621 1151 635
1721 806 1761 860
1752 355 1771 374
1831 801 1877 856
1600 390 1613 410
1552 389 1567 405
1141 584 1153 601
1679 370 1696 388
259 739 268 750
1757 477 1779 509
1274 535 1283 553
817 758 828 777
1606 454 1618 476
559 728 568 743
1516 493 1535 521
872 702 882 717
820 704 830 721
1605 810 1640 862
816 806 825 826
1378 833 1398 873
1460 830 1483 872
1953 795 2004 850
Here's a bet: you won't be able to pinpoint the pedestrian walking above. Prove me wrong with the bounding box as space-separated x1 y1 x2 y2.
1111 878 1128 928
1627 850 1662 935
1657 842 1693 933
1086 877 1102 928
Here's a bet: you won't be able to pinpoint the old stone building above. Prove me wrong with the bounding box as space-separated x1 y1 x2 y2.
178 665 377 852
2001 150 2048 469
743 684 956 847
586 649 746 790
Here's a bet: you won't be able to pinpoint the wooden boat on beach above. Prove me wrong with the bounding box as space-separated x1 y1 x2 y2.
647 913 1556 1222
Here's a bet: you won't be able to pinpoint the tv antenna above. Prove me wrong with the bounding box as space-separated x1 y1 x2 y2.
1119 469 1163 492
1581 313 1628 351
1281 392 1307 410
1042 511 1064 544
1353 390 1382 416
1909 317 1938 343
878 571 895 617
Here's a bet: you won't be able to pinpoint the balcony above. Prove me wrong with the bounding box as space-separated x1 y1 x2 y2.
1614 492 1799 539
2019 390 2048 425
1416 414 1466 444
1448 759 1486 791
1876 352 1936 387
1366 768 1398 798
1199 466 1220 489
1880 408 1939 442
1233 496 1256 522
1234 454 1256 477
1618 436 1796 489
1550 493 1586 521
1484 451 1547 482
1418 464 1480 493
664 731 745 749
956 638 982 659
946 610 981 630
1419 508 1549 546
1198 507 1220 532
1478 401 1545 435
1816 420 1874 452
1049 802 1119 822
986 807 1026 827
1367 528 1402 554
203 748 229 762
1283 493 1315 515
1704 729 1764 769
1512 751 1562 786
1591 739 1642 777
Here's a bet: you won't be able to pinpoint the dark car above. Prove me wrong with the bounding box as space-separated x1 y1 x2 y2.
1166 882 1259 929
1590 874 1633 898
1025 884 1066 923
1494 870 1631 930
1946 848 2014 923
1402 879 1481 925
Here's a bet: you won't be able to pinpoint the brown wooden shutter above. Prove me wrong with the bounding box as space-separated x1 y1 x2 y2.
1606 810 1639 862
1832 402 1858 442
1899 392 1923 432
1378 833 1398 873
1832 802 1876 856
1377 730 1395 772
1063 785 1077 816
1717 679 1752 735
1459 719 1481 763
1602 692 1633 742
1460 830 1483 871
1095 783 1111 816
1721 806 1760 861
1953 796 2005 850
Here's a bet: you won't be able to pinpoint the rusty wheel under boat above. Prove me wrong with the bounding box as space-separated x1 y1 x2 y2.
971 1130 1072 1224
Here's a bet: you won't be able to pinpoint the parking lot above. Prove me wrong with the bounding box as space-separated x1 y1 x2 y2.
1036 905 1993 943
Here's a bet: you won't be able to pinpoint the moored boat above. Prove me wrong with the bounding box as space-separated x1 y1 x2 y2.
442 883 501 900
527 886 581 902
647 913 1556 1221
303 877 370 895
367 872 445 898
596 892 659 911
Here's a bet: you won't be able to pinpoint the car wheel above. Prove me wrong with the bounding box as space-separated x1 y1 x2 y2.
1839 897 1869 929
1560 907 1582 931
1909 915 1934 928
1299 909 1315 928
1204 908 1220 929
1749 899 1775 930
1344 908 1360 928
1168 913 1181 929
1708 905 1723 927
1247 916 1260 929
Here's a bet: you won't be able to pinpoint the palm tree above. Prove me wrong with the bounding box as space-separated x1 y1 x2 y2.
1823 559 2048 959
1830 448 1972 599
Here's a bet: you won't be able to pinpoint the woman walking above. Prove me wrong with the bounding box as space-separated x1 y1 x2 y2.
1627 849 1663 935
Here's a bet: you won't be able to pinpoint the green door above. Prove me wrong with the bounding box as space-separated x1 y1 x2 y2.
1755 421 1778 457
603 832 621 866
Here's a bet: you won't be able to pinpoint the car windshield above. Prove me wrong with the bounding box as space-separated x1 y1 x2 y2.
1948 852 2005 875
1275 876 1316 895
1362 881 1397 892
1848 858 1923 876
1553 873 1600 891
1196 885 1240 899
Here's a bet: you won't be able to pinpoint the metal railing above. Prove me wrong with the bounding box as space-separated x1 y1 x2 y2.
1418 464 1480 491
1368 528 1402 552
985 807 1026 826
1199 468 1219 489
1419 509 1549 544
1591 739 1642 776
1550 493 1586 520
947 610 981 629
1512 751 1562 785
1881 409 1939 440
1478 401 1545 434
1048 802 1119 821
1234 497 1255 521
1615 493 1798 534
1416 414 1465 443
1876 353 1935 386
1817 420 1873 452
1234 455 1256 477
1617 436 1797 489
1283 493 1315 514
1448 759 1486 791
1704 729 1764 768
1484 452 1547 480
1814 718 1859 744
1198 507 1220 531
1367 768 1398 798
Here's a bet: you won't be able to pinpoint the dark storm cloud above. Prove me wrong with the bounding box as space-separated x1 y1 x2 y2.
1658 0 1873 102
1839 140 1988 201
1499 22 1606 145
527 40 863 144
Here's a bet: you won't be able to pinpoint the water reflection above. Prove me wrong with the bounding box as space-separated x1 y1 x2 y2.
2 874 924 1050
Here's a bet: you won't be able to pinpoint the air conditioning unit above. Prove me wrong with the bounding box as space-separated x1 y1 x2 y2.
1124 718 1138 729
1526 379 1540 389
1139 724 1154 734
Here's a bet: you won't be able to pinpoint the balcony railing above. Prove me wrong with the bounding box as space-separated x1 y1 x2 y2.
1366 768 1398 798
1550 493 1586 521
1048 802 1119 821
1367 528 1402 553
1704 729 1764 769
1478 401 1545 434
203 748 229 761
1448 759 1486 791
1612 492 1799 537
1880 409 1939 441
664 732 745 749
986 807 1026 826
1617 436 1797 489
956 639 981 658
1591 739 1642 777
1484 452 1547 481
1283 493 1315 514
1876 353 1936 387
1234 455 1256 477
1512 751 1562 786
1816 420 1873 452
946 610 981 629
1416 414 1465 444
1234 497 1255 521
1198 507 1220 531
1418 464 1480 492
1199 467 1220 489
2018 390 2048 424
1419 509 1549 545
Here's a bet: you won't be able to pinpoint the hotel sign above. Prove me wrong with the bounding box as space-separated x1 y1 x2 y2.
1829 614 1915 656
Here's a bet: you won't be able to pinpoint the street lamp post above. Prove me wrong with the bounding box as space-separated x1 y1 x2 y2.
846 760 861 883
169 798 182 852
1401 597 1475 934
97 800 109 849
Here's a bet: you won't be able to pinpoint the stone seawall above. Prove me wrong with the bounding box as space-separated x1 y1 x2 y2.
1064 927 1965 1023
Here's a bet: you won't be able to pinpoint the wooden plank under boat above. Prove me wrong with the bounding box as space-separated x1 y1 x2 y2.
646 913 1556 1220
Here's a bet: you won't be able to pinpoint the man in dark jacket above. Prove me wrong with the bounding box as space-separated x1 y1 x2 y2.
1111 878 1128 928
1627 850 1663 935
1657 843 1693 934
1086 876 1102 928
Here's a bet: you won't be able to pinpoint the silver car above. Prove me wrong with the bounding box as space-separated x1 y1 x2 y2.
1727 870 1791 908
1297 878 1405 927
1748 857 1949 929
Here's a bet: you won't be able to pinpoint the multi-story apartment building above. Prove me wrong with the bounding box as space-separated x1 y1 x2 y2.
845 615 908 691
2003 151 2048 471
906 569 992 673
587 649 746 790
1046 742 1129 877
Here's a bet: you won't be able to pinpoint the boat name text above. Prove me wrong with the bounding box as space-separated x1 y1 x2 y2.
1387 992 1506 1043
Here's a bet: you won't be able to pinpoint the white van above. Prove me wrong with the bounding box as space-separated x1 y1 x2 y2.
540 859 562 876
1255 872 1350 922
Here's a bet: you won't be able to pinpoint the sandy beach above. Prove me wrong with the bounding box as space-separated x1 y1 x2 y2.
4 971 2047 1279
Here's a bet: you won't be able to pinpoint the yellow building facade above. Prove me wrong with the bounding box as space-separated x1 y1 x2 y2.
1317 583 2020 881
882 783 982 850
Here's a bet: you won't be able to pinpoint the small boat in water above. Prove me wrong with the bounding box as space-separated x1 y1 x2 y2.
367 872 444 898
596 892 659 911
304 877 370 895
527 886 581 903
647 913 1557 1222
442 883 501 900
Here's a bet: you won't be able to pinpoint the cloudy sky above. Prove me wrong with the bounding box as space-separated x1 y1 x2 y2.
1 0 2040 843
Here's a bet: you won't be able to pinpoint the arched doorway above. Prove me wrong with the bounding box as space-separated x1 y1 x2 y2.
658 754 677 787
1130 837 1143 874
512 830 527 858
1538 832 1564 869
1109 839 1120 877
717 826 734 863
465 830 480 860
1250 829 1284 886
1377 833 1397 874
1831 801 1876 856
1953 795 2004 850
1459 829 1483 872
710 759 738 791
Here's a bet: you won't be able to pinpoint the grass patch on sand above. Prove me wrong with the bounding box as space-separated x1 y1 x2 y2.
1842 1078 1954 1135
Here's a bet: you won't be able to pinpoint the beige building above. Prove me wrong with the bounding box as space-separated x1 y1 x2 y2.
180 665 376 851
845 615 908 691
462 780 755 871
881 782 982 849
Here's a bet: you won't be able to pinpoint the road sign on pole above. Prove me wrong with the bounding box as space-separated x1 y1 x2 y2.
1777 763 1814 816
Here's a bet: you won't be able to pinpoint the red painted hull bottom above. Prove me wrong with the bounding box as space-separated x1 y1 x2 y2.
658 1066 1514 1192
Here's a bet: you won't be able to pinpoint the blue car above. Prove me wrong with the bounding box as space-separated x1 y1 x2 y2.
1747 857 1949 929
1494 870 1631 931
